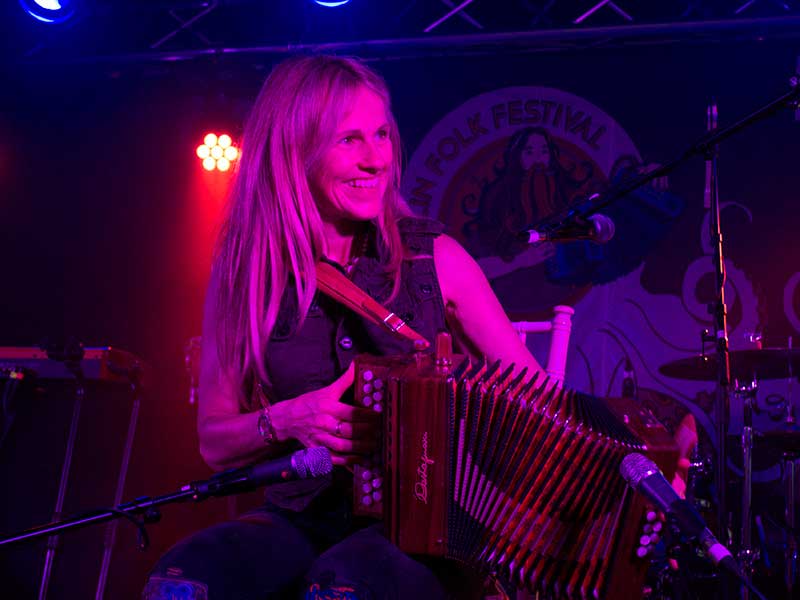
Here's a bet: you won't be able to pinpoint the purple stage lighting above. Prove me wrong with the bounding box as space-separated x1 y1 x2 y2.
19 0 75 23
314 0 352 7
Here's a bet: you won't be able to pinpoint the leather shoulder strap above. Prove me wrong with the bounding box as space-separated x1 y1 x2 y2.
315 261 430 350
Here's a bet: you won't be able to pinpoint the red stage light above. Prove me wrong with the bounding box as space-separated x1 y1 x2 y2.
197 132 239 171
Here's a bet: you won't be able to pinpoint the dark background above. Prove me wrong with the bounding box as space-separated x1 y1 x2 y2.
1 2 799 597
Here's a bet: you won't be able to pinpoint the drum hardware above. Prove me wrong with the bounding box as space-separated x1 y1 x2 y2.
751 423 800 597
687 444 716 517
782 449 798 596
737 378 760 598
746 331 764 350
660 348 800 597
658 348 800 383
661 339 800 597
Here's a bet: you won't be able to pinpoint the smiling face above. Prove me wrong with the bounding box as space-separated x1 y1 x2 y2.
310 86 393 226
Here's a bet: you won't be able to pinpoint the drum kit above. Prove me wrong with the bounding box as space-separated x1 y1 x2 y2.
659 343 800 598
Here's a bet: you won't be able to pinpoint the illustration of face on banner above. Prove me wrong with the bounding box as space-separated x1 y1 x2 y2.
402 87 643 318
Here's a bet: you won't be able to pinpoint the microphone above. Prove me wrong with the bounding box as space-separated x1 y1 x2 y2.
187 447 333 500
620 453 738 575
519 214 615 245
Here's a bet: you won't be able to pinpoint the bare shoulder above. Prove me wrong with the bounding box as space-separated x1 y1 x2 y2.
433 233 545 376
433 232 471 263
433 233 486 306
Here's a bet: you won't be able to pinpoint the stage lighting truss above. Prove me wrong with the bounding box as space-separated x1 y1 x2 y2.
11 0 800 62
19 0 76 24
425 0 637 32
196 133 239 172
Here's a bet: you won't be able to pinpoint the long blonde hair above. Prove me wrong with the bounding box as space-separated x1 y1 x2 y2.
214 55 408 408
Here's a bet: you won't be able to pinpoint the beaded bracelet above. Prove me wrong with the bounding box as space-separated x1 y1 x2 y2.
257 404 276 445
255 382 276 445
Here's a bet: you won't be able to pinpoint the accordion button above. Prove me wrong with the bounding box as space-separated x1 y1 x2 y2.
646 510 658 522
636 546 649 558
362 494 373 506
362 370 374 381
373 379 384 390
361 470 372 481
338 336 353 350
372 477 382 489
362 395 373 407
651 521 663 533
372 491 382 502
640 535 651 546
372 391 383 402
372 403 383 413
362 383 373 394
362 483 372 494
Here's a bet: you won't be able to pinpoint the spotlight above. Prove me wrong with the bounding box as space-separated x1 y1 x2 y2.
313 0 352 7
19 0 75 24
223 147 238 161
196 132 240 172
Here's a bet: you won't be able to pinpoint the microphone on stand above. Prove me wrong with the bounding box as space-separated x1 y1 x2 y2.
620 453 738 576
518 213 616 245
187 447 333 500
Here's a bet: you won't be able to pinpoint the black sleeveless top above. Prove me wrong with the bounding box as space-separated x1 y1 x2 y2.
263 217 448 511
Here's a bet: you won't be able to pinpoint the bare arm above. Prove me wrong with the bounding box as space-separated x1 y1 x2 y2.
434 234 546 379
196 269 288 471
197 270 377 471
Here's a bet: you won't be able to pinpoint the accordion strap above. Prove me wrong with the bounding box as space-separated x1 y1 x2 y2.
316 261 430 350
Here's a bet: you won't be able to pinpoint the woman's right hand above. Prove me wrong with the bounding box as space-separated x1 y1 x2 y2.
280 362 379 466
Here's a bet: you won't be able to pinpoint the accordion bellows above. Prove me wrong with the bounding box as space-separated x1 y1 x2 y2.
352 335 677 599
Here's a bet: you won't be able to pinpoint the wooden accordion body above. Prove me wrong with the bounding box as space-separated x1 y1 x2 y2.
352 343 677 599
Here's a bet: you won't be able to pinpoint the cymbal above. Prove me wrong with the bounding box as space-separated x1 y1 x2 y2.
659 348 800 381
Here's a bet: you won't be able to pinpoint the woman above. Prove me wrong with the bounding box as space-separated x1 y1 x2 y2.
144 55 546 600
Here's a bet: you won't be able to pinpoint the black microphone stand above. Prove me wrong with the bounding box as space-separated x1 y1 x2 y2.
0 468 271 550
544 76 800 597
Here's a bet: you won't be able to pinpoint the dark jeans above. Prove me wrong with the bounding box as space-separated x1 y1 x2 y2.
142 498 448 600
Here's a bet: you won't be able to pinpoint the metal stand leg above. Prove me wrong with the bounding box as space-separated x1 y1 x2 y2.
38 383 84 600
94 389 141 600
786 455 798 597
738 382 759 600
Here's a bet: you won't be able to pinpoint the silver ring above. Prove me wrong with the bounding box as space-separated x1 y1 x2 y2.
334 421 342 437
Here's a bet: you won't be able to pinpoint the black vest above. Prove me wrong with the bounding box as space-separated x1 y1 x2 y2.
264 217 448 511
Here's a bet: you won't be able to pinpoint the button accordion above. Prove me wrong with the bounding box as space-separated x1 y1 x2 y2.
351 335 677 599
